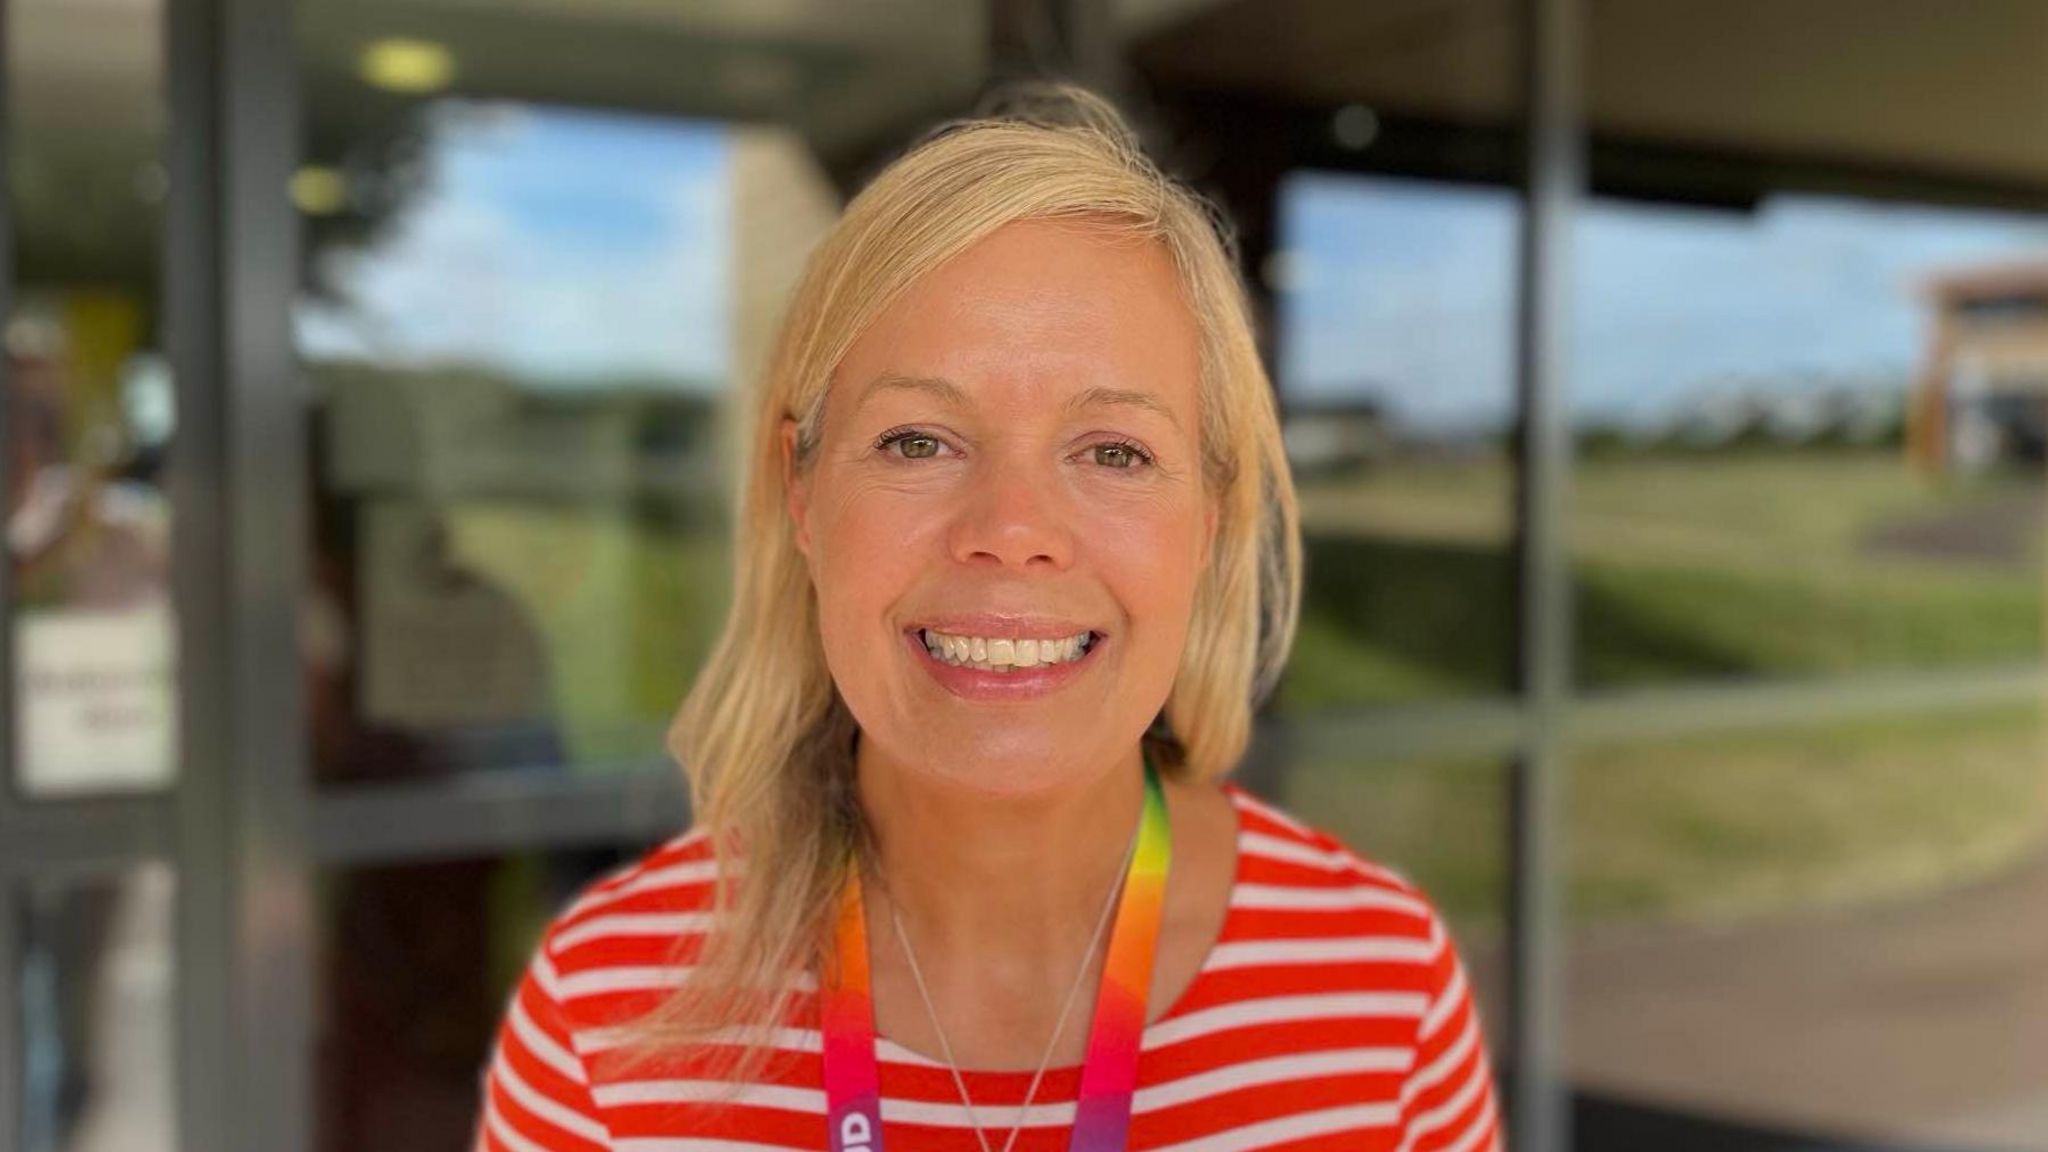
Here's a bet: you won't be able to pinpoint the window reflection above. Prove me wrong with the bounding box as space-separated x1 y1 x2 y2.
298 103 813 781
1275 173 1517 708
20 866 176 1152
8 0 176 796
1567 705 2048 1146
316 849 633 1152
1572 194 2048 687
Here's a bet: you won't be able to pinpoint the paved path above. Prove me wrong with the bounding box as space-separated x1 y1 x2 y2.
1468 844 2048 1150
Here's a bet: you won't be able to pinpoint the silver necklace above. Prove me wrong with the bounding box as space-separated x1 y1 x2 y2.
882 823 1139 1152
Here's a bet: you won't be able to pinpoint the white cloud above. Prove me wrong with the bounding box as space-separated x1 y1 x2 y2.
296 104 731 391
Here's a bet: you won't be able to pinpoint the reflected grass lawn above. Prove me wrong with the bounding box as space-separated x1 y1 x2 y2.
1565 704 2048 926
450 501 731 770
1283 449 2044 708
1281 705 2048 932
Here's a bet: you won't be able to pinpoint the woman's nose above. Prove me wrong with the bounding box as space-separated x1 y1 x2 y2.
947 453 1075 571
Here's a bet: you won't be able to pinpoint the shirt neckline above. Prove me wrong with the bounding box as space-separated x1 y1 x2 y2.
872 781 1252 1083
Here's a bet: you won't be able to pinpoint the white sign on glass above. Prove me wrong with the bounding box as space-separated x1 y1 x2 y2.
17 604 177 794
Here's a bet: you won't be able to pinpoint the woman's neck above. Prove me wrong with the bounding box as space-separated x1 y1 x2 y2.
853 739 1147 964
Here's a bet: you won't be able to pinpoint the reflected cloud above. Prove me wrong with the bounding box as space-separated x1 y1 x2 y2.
296 101 730 391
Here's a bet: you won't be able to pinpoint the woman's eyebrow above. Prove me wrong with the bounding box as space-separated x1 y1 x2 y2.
856 373 1181 432
856 372 968 412
1065 385 1181 432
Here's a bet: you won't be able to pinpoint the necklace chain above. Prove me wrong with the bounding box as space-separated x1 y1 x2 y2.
882 822 1139 1152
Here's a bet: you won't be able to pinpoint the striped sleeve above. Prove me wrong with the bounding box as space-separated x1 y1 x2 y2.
1397 904 1504 1152
475 940 614 1152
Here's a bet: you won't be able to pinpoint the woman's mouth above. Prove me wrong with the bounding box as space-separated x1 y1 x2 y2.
916 627 1098 670
901 626 1105 700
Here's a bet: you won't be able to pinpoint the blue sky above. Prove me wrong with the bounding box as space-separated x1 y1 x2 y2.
296 101 731 387
298 104 2048 432
1281 170 2048 433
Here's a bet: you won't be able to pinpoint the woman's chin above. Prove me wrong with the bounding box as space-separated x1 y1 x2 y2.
883 741 1119 800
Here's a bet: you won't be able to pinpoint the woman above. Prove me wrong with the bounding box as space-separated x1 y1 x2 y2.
475 84 1502 1152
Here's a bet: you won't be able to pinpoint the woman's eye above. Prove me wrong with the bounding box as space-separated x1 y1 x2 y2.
1092 442 1153 470
876 429 946 460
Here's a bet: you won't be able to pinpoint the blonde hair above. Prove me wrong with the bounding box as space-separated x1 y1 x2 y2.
628 81 1301 1088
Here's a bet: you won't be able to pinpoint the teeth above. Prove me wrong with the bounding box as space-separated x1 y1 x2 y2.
919 628 1094 671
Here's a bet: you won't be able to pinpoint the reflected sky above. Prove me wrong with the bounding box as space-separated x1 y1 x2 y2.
295 102 730 390
294 107 2048 430
1281 171 2048 435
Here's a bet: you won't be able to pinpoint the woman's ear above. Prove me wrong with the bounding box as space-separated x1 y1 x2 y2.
781 418 812 558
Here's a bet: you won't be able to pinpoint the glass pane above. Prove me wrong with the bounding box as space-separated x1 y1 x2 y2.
19 865 176 1152
316 848 635 1152
1567 704 2048 1148
1573 2 2048 689
1276 175 1516 708
1125 0 1524 708
8 0 178 795
296 3 988 781
1271 751 1508 1051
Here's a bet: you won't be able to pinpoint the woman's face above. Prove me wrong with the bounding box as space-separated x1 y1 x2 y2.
784 217 1216 800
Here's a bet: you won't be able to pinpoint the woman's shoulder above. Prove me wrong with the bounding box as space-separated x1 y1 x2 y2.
1218 780 1452 940
530 827 727 983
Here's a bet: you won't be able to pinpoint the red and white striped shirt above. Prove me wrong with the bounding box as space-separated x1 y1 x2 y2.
476 783 1504 1151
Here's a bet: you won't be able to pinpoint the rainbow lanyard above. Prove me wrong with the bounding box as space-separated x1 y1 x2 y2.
822 753 1172 1152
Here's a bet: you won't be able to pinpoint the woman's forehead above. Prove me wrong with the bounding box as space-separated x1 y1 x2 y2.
834 219 1201 415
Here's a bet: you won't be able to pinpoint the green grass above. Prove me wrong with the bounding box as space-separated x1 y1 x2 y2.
1566 704 2048 925
448 500 731 771
1281 704 2048 934
1282 450 2048 929
1282 450 2045 707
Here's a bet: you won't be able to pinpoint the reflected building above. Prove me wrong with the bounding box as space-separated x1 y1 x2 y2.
1915 260 2048 476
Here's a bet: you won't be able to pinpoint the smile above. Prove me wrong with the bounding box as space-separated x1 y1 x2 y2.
901 626 1106 701
918 627 1097 670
